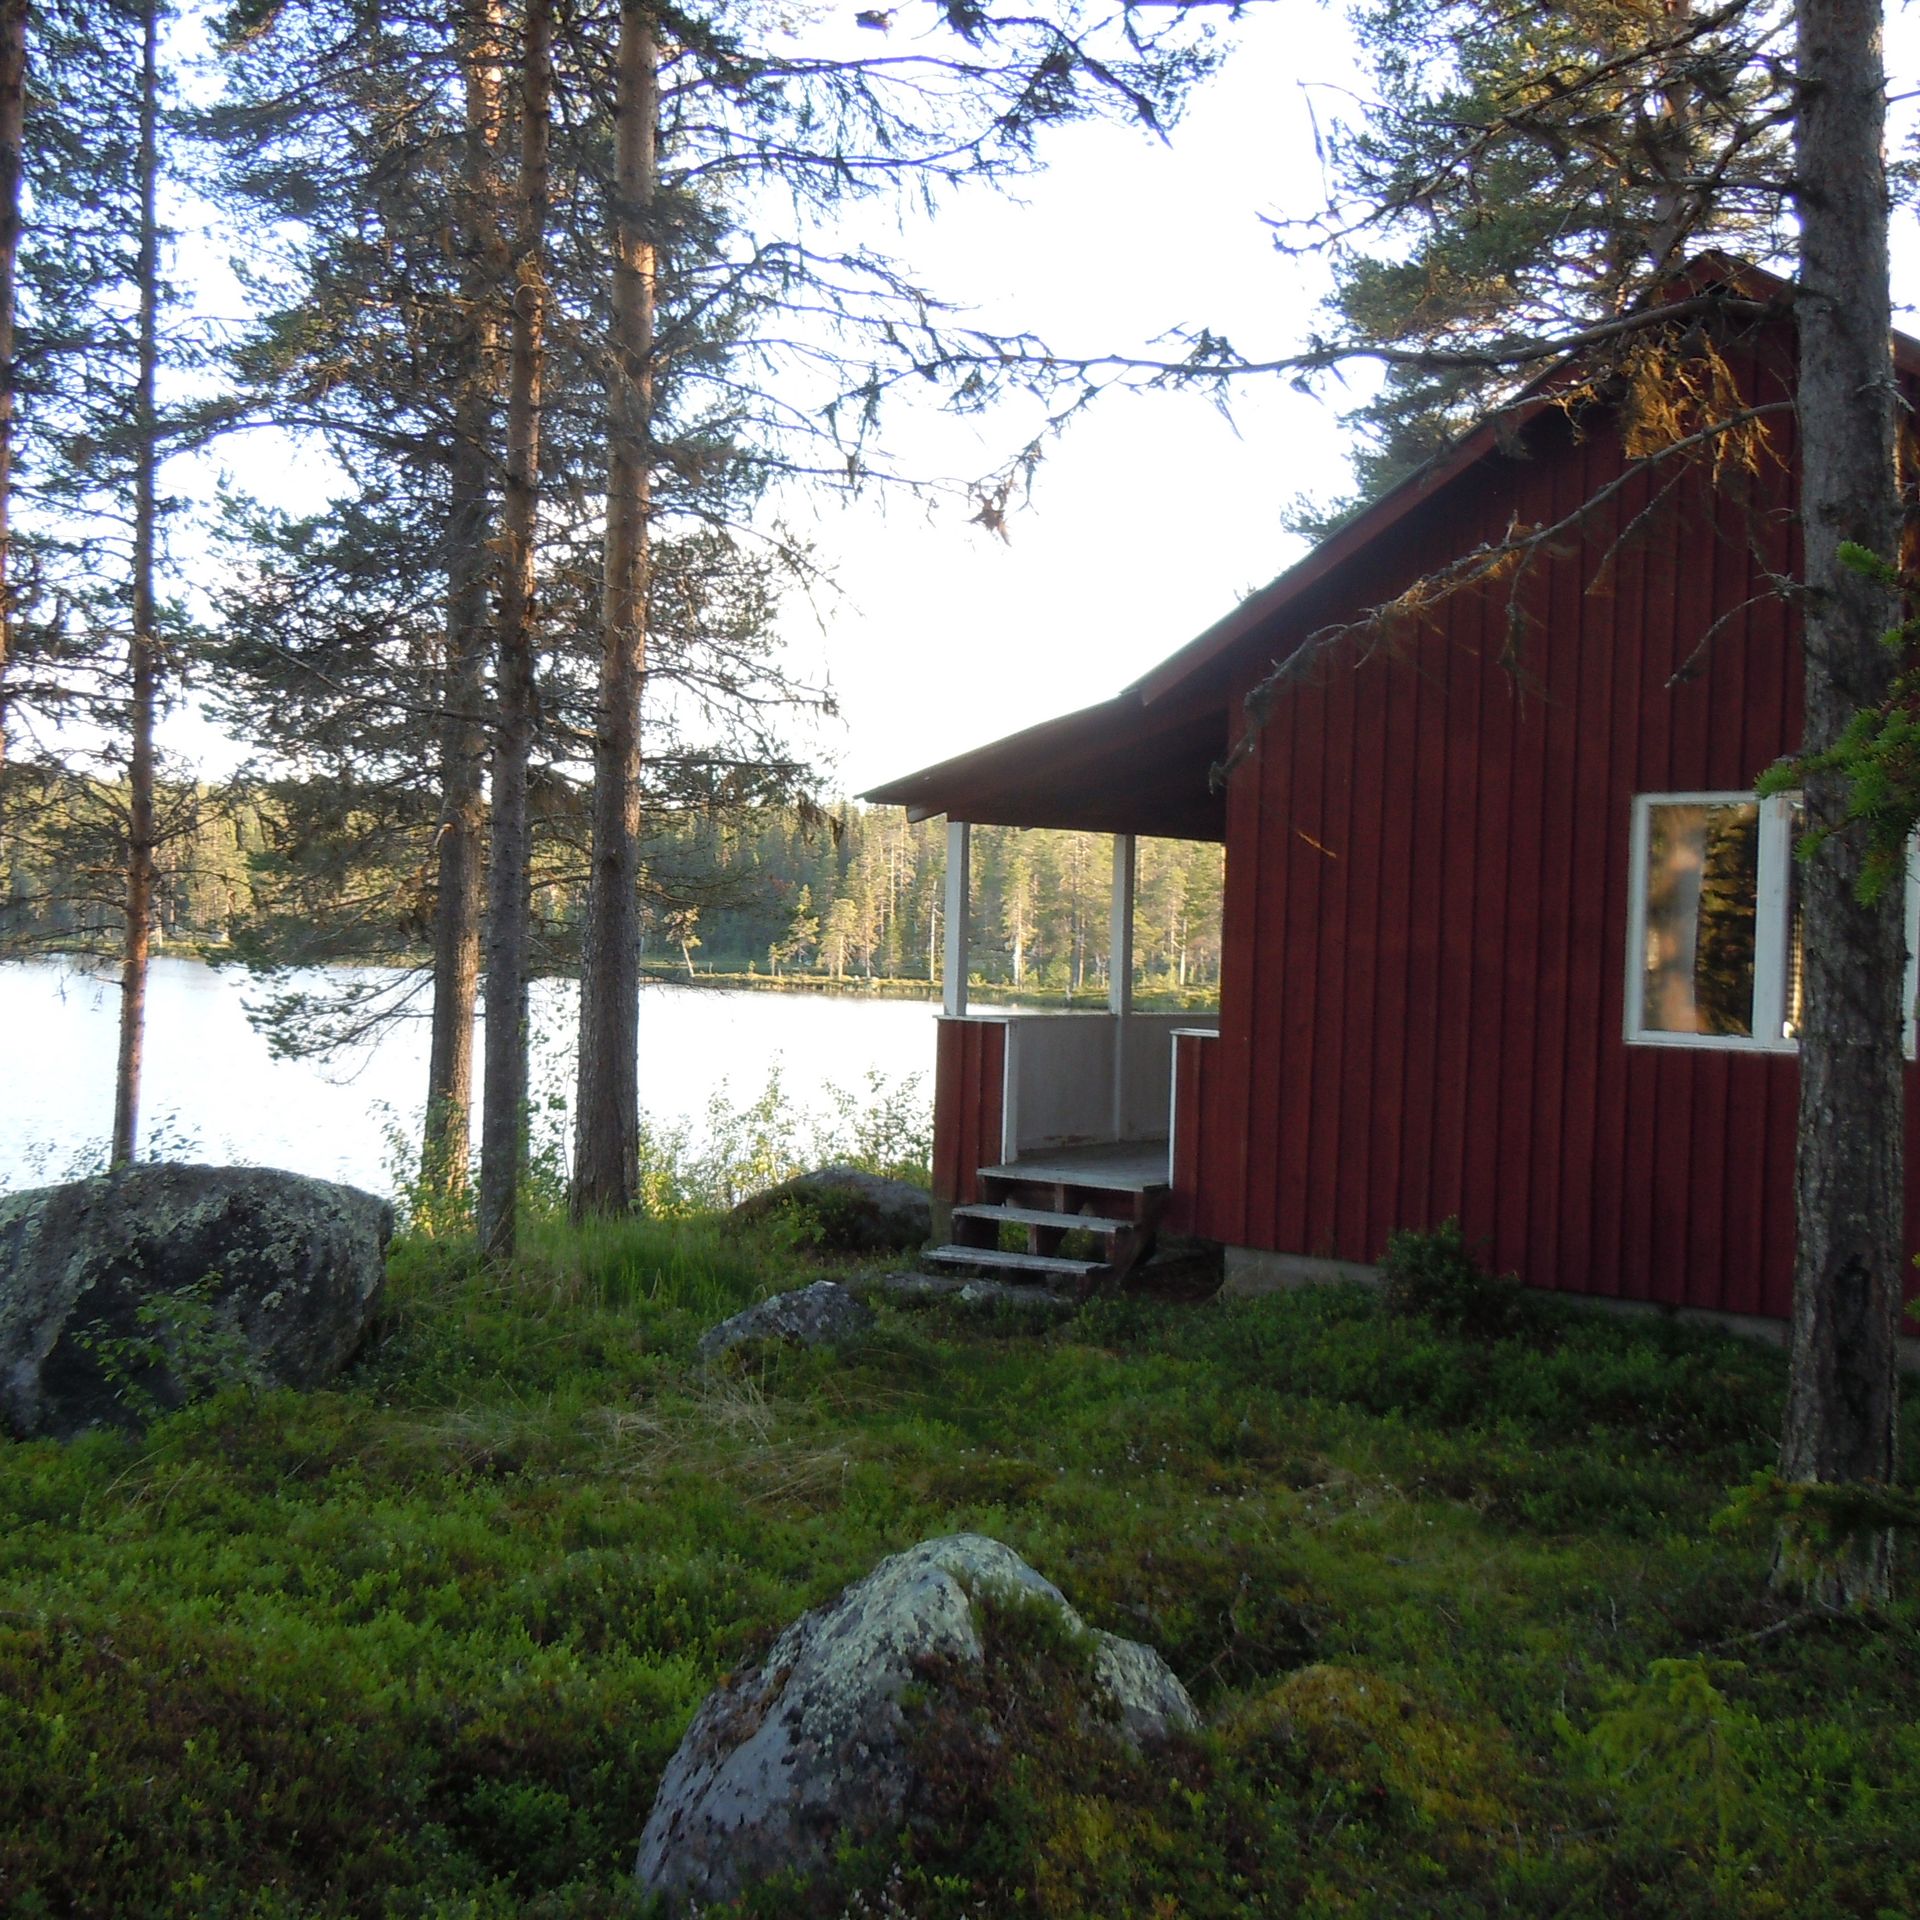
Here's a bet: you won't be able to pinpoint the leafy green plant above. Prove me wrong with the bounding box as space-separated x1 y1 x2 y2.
1758 542 1920 903
812 1067 933 1187
4 1105 204 1193
1377 1217 1535 1339
374 1049 931 1235
2 1216 1915 1919
378 1099 474 1238
630 1065 931 1219
67 1273 256 1425
1563 1657 1768 1894
1716 1467 1920 1596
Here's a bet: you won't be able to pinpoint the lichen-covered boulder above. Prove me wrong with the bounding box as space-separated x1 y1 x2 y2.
634 1532 1196 1912
730 1165 931 1253
876 1270 1080 1321
697 1279 875 1361
0 1164 393 1440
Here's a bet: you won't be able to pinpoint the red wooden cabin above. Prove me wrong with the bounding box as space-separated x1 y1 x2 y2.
866 268 1920 1334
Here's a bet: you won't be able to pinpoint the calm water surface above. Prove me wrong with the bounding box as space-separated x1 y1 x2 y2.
0 955 942 1196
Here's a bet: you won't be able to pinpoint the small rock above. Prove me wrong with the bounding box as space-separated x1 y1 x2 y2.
697 1279 876 1360
634 1532 1195 1911
873 1270 1079 1320
730 1165 931 1253
0 1164 393 1440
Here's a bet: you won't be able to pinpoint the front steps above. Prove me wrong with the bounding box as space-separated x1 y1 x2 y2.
924 1156 1169 1298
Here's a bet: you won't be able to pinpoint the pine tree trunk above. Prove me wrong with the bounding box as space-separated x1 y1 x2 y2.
477 0 551 1256
424 0 504 1213
111 0 161 1168
1781 0 1905 1608
0 0 24 778
1644 0 1699 272
571 0 657 1218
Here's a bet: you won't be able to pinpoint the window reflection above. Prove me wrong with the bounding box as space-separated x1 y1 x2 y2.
1642 802 1759 1035
1783 803 1805 1041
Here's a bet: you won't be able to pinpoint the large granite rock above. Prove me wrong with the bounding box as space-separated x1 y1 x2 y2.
635 1532 1196 1911
697 1279 876 1361
730 1165 931 1253
875 1270 1080 1322
0 1164 393 1440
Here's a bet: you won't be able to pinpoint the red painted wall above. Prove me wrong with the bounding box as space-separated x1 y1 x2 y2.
931 1017 1006 1209
1168 1030 1215 1235
1192 340 1919 1318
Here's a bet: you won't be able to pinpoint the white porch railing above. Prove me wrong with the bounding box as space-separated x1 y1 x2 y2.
938 821 1217 1164
983 1011 1216 1162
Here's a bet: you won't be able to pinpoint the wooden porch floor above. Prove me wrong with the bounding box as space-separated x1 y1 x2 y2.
978 1138 1170 1192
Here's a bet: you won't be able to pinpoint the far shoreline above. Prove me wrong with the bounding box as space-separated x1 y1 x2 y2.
2 945 1221 1018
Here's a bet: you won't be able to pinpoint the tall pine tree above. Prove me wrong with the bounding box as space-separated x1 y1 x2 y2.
561 0 1216 1215
1 0 202 1162
1288 0 1907 1604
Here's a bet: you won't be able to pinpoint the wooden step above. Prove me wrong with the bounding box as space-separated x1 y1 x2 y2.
951 1203 1135 1236
923 1244 1105 1282
979 1160 1169 1196
953 1152 1174 1294
976 1174 1162 1224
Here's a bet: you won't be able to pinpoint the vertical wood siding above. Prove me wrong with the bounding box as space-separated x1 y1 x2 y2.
931 1017 1006 1208
1168 1030 1217 1234
1193 338 1917 1317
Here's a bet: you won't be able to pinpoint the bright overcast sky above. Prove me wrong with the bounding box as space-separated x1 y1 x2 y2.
779 0 1370 796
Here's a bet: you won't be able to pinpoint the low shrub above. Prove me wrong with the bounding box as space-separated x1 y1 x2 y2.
381 1066 932 1235
1378 1217 1536 1339
1 1217 1916 1917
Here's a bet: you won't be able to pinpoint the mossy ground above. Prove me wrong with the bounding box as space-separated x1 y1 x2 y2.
2 1214 1916 1918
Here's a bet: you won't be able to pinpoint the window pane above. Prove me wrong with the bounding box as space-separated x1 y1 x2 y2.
1642 802 1759 1035
1783 803 1805 1042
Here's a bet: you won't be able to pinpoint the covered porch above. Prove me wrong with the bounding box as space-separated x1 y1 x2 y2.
864 679 1231 1284
926 841 1219 1207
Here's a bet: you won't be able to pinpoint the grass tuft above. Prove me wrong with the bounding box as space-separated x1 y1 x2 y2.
1 1218 1915 1917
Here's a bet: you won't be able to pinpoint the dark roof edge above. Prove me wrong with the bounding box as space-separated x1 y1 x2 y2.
1132 254 1914 709
859 688 1144 812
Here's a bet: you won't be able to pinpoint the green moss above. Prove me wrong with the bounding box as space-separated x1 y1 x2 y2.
1 1219 1915 1917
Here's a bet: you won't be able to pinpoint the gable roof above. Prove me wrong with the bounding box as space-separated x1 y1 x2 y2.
863 257 1920 840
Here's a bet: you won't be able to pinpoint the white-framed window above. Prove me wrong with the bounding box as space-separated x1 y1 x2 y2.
1624 791 1920 1053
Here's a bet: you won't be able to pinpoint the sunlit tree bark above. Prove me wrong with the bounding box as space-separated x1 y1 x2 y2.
1779 0 1904 1610
572 0 658 1218
110 0 163 1166
424 0 506 1214
478 0 552 1255
0 0 24 776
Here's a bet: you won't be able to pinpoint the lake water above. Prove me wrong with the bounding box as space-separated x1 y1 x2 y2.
0 955 944 1197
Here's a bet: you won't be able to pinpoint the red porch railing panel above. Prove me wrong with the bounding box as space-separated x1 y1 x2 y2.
1167 1029 1218 1235
932 1017 1007 1207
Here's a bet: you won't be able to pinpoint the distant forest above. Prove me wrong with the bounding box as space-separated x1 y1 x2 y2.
0 764 1223 1005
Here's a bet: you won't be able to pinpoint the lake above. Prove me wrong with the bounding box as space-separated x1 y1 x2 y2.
0 955 944 1198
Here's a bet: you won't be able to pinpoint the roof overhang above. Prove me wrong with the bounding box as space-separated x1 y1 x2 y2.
861 686 1228 842
864 256 1919 843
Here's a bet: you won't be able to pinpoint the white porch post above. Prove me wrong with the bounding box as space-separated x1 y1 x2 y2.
1110 833 1136 1138
943 819 971 1017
